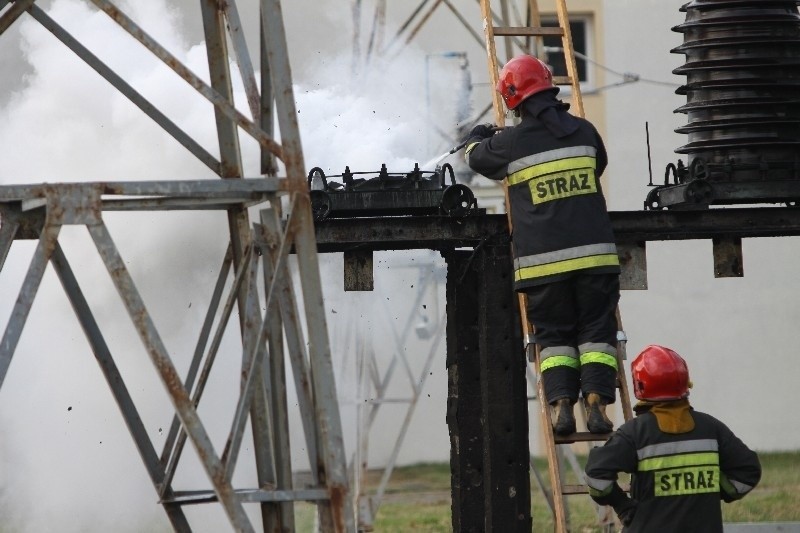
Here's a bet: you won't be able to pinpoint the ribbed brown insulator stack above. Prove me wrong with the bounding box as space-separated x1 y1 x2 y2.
672 0 800 184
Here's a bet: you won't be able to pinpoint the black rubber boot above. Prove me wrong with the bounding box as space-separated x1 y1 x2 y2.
552 399 576 435
585 392 613 434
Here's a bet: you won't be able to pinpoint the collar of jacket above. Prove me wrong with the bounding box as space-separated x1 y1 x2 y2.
634 399 696 434
519 90 580 138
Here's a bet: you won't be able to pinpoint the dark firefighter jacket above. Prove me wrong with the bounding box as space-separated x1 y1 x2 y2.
465 100 619 291
584 401 762 533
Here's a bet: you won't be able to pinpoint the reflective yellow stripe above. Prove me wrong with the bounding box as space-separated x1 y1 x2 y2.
517 243 618 269
639 452 719 472
508 156 597 186
580 351 618 370
654 465 720 496
588 485 612 498
529 170 597 204
464 142 481 158
585 475 615 496
515 253 620 280
540 355 580 371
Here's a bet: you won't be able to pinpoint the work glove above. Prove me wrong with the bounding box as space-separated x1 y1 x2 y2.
467 123 496 142
614 497 638 527
606 484 637 527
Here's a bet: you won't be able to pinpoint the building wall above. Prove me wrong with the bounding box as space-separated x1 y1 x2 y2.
281 0 800 458
340 0 800 456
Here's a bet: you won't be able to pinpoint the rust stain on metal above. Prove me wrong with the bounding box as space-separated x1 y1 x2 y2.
328 484 348 532
102 183 125 195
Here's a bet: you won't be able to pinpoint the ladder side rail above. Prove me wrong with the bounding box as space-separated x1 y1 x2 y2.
478 2 633 532
534 353 570 532
480 0 568 530
616 310 634 420
528 0 544 58
499 0 513 61
479 0 507 127
555 0 583 117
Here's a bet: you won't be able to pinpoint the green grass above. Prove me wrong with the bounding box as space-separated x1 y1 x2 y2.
295 451 800 532
721 451 800 523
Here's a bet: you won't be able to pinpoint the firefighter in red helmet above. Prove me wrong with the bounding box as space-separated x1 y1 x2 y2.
464 54 620 435
496 55 555 110
584 345 761 531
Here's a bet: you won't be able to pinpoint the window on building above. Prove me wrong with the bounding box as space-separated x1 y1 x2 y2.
540 17 590 84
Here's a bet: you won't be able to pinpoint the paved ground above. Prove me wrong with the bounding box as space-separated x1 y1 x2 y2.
725 524 800 532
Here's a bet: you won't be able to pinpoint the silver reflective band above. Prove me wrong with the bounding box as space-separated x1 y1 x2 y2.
540 346 578 359
637 439 719 461
515 243 619 269
731 478 754 494
508 145 597 174
584 475 614 491
579 342 617 357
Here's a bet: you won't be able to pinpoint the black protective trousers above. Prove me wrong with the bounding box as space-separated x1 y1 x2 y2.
524 273 620 404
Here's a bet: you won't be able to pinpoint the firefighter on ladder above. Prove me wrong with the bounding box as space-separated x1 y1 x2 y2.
584 345 761 530
464 54 620 435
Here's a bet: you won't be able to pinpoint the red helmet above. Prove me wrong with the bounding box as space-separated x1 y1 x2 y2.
496 55 555 110
631 345 691 401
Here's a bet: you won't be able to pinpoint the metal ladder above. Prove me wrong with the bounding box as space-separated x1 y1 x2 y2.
477 1 633 531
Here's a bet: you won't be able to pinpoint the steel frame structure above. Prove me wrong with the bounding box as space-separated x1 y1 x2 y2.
0 1 353 532
346 261 446 530
351 0 546 132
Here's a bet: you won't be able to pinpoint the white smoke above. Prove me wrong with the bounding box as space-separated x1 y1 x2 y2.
0 1 457 531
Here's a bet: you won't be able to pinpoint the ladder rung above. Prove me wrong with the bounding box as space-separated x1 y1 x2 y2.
552 76 573 86
162 487 330 505
493 26 564 37
561 483 631 496
561 484 589 495
554 431 612 444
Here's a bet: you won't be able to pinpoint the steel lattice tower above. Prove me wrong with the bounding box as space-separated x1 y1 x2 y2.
0 1 354 531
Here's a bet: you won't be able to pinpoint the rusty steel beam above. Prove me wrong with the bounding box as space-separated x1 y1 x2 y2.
256 209 296 531
159 246 250 497
88 0 283 161
27 5 222 174
0 179 283 202
313 214 508 252
222 0 261 121
220 239 284 482
0 0 33 36
255 210 320 477
49 244 192 532
260 0 355 528
0 223 61 389
609 207 800 242
200 0 244 178
87 221 255 533
311 208 800 253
